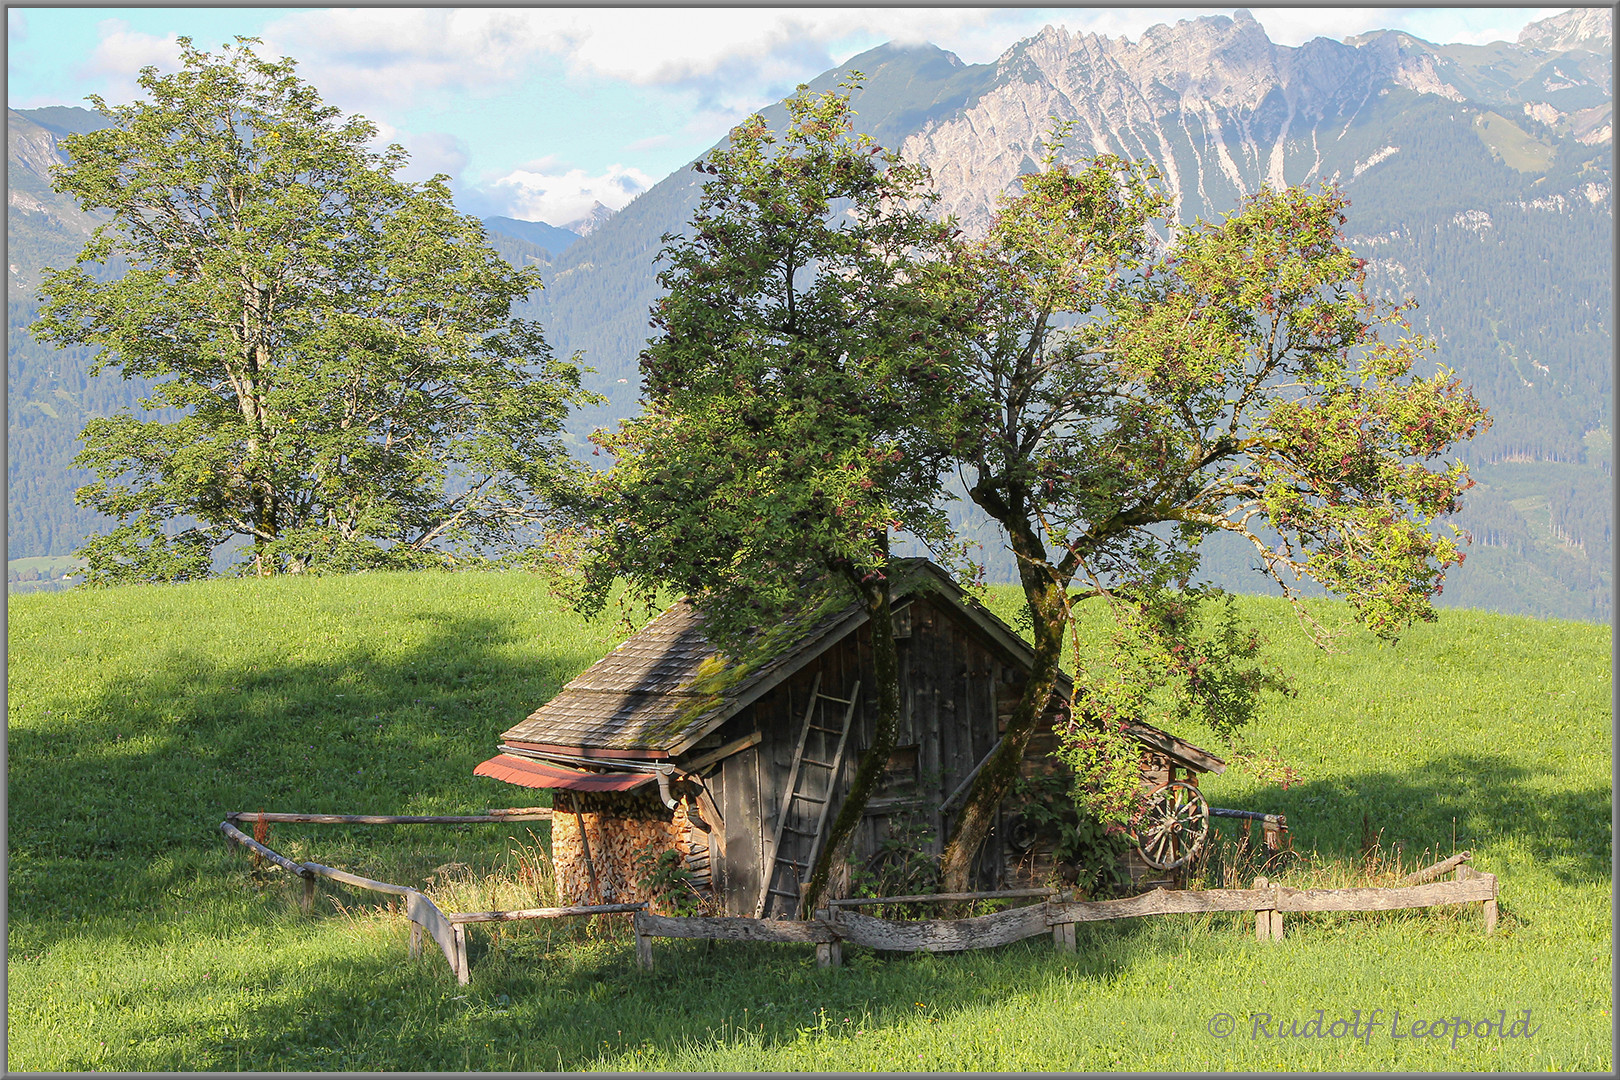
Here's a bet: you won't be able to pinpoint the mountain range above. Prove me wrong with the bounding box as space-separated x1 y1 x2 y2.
7 9 1612 620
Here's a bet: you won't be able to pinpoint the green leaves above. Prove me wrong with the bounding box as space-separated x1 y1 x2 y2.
33 38 595 583
580 82 969 646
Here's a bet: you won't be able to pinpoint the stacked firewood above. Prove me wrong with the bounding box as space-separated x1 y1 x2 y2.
551 788 703 905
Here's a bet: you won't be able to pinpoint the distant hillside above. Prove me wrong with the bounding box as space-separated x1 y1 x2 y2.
481 216 582 259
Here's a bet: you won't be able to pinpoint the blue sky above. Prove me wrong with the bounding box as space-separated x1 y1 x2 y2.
7 6 1567 227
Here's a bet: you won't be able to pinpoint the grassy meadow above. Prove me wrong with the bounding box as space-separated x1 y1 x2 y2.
6 570 1612 1071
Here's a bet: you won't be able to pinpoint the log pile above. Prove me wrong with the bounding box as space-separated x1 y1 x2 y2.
552 786 706 906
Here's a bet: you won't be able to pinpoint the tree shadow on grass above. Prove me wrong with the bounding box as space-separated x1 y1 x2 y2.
7 612 589 922
87 913 1194 1072
1205 752 1611 886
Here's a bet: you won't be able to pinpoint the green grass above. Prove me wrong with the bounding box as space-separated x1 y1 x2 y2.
1472 111 1557 173
7 572 1612 1071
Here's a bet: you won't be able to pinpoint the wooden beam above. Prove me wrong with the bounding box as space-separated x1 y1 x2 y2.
829 904 1049 952
691 786 727 858
822 893 1062 906
1047 887 1280 925
938 736 1006 814
301 862 416 897
447 903 645 924
1275 879 1497 912
452 924 469 985
407 890 459 977
1399 850 1472 886
635 910 836 944
219 821 312 879
227 810 552 825
635 920 654 970
569 791 602 904
678 731 763 775
814 908 842 967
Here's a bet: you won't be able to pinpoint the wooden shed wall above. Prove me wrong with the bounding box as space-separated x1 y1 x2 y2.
703 594 1032 915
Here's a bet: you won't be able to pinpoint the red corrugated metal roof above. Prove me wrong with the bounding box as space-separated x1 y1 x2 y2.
472 754 657 792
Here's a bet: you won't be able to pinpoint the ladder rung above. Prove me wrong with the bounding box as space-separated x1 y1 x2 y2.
807 724 843 734
801 758 835 769
792 793 826 804
816 695 852 705
781 824 817 835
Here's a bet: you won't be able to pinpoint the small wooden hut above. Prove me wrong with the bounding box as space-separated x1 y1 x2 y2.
475 560 1224 915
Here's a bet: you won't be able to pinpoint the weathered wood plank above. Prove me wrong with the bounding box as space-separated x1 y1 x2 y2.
447 903 645 924
452 923 469 985
634 910 836 944
1047 887 1277 925
219 821 312 879
1275 879 1497 912
692 785 727 858
1254 876 1275 942
407 890 459 975
828 887 1056 908
679 731 763 775
635 922 654 969
226 810 551 824
301 862 415 897
814 908 842 968
831 903 1048 952
1399 850 1471 886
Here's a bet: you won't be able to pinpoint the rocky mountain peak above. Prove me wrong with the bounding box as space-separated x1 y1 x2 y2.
564 201 616 237
1519 8 1613 52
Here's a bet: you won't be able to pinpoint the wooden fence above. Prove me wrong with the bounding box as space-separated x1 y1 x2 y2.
633 858 1499 970
220 815 630 985
221 818 1498 982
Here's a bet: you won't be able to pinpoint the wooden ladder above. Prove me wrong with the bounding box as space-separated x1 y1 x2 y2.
755 674 861 918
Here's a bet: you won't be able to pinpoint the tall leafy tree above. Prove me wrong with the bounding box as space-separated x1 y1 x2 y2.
575 82 966 916
33 38 592 582
937 152 1490 891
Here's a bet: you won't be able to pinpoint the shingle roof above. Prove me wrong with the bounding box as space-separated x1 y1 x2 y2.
499 592 867 756
498 559 1224 772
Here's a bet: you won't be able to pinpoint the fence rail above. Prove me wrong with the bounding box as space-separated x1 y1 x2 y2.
633 854 1499 969
222 820 1498 981
219 817 635 985
225 809 552 825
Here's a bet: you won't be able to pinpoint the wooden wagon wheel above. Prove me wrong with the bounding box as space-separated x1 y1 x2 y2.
1130 780 1211 872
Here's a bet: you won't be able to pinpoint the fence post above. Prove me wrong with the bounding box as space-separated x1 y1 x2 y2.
409 920 422 959
452 924 470 985
815 909 842 969
1254 876 1276 942
302 873 316 915
1049 896 1077 954
633 911 654 971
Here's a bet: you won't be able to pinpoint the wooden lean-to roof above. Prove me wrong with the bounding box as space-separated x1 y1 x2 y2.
496 589 869 759
482 559 1224 775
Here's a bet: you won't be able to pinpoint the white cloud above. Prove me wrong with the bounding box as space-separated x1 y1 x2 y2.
1245 7 1564 48
488 161 657 226
78 19 186 100
398 131 471 184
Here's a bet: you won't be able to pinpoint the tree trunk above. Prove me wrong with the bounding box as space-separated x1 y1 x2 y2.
799 555 903 917
938 512 1071 893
